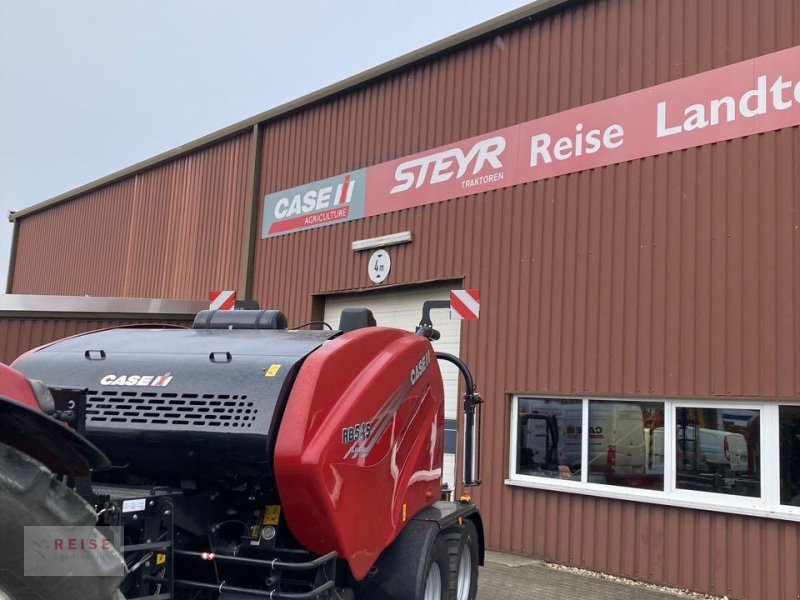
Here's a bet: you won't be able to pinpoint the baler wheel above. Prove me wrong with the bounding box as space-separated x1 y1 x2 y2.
0 443 125 600
421 534 451 600
444 520 479 600
353 520 454 600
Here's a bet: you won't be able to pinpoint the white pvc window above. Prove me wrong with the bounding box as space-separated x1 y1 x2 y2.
507 396 800 522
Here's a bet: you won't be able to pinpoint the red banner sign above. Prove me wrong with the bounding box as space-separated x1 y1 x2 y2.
263 44 800 237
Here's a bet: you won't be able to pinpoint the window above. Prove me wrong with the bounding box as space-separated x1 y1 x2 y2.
675 407 760 497
779 406 800 506
506 397 800 521
587 401 664 490
516 398 582 481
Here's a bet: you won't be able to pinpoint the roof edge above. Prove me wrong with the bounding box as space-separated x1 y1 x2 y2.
10 0 574 222
0 294 207 315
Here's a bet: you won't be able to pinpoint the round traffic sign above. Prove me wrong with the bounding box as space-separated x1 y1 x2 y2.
368 249 391 283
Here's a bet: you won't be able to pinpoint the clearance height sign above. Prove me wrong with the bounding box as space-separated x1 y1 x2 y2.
262 44 800 238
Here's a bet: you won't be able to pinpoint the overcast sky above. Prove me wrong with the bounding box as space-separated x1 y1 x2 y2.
0 0 529 292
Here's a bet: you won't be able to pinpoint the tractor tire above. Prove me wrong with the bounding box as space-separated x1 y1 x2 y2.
0 442 125 600
443 520 479 600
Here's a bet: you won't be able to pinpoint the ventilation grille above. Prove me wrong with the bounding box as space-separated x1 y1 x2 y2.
85 390 258 428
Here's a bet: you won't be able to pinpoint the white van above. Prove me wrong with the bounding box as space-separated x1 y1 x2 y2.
677 426 748 473
586 403 647 481
645 427 665 474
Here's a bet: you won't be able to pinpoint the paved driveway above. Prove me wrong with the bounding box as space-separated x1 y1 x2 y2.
477 553 688 600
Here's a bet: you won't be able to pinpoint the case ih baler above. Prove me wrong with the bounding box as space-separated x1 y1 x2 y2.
0 306 485 600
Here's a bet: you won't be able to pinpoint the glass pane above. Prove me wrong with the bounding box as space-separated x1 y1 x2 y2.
675 407 760 497
516 398 582 481
779 406 800 505
587 401 664 490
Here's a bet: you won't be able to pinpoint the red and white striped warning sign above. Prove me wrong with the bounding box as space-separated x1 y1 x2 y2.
209 290 236 311
450 289 480 320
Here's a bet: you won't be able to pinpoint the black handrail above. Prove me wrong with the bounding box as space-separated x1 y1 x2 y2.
434 352 483 488
415 299 484 489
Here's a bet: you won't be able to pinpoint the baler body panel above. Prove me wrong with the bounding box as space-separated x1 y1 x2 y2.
274 327 445 580
12 328 337 477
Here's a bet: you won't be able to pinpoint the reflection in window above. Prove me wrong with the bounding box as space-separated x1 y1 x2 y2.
587 401 664 490
675 407 760 497
516 398 582 481
779 406 800 506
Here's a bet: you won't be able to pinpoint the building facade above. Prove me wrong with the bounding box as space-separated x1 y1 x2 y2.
6 1 800 597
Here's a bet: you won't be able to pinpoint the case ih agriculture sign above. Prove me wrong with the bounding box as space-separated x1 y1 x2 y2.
262 44 800 238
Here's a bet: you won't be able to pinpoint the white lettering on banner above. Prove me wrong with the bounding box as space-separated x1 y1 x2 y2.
657 74 800 138
462 172 504 189
390 136 506 194
303 208 349 226
274 179 355 219
529 123 624 166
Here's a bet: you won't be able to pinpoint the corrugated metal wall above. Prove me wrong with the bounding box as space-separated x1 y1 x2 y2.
250 1 800 598
7 0 800 597
11 132 252 299
505 490 800 600
0 316 191 365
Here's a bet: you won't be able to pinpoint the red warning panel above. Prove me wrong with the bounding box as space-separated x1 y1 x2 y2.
450 289 480 320
209 290 236 311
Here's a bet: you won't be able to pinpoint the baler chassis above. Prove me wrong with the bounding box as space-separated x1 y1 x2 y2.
98 489 338 600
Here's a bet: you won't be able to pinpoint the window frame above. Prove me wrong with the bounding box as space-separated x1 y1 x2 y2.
507 395 800 522
773 402 800 517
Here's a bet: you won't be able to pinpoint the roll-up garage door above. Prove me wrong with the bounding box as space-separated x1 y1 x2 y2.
323 284 460 491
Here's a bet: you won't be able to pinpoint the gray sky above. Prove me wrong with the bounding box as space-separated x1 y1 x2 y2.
0 0 529 292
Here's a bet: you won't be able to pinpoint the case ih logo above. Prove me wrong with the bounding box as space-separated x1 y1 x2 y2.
262 169 368 237
100 373 174 387
409 350 431 386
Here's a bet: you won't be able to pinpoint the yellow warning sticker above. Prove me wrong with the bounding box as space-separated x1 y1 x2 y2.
265 364 281 377
263 505 281 526
156 553 166 565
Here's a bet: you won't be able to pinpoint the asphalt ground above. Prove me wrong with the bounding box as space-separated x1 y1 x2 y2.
477 552 687 600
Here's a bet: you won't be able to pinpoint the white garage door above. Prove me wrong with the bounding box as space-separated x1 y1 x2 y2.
324 284 461 491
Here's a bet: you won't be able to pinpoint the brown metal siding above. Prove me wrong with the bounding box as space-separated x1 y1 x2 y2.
505 491 800 600
0 316 191 365
11 133 252 299
249 1 800 598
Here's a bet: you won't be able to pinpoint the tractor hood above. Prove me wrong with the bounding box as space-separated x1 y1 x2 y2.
12 327 338 479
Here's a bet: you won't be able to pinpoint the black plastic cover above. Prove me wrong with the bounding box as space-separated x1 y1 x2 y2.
192 309 288 330
339 308 376 332
12 327 337 479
